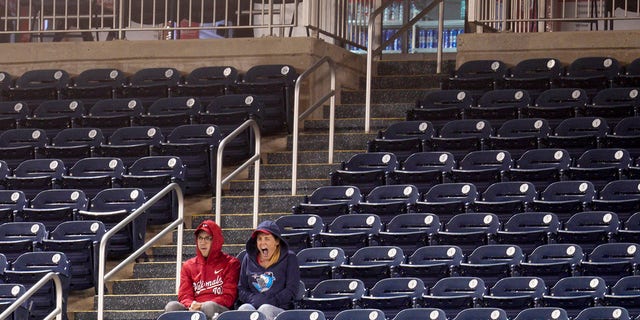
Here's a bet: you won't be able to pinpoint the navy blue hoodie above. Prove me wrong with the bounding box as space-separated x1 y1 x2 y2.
237 220 300 309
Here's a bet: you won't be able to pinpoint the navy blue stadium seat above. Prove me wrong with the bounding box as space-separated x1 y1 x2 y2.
62 68 126 106
518 244 584 286
296 247 345 289
156 311 208 320
274 310 326 320
432 213 500 255
441 60 507 98
386 151 455 194
117 67 181 107
137 97 202 136
495 212 560 255
413 183 478 223
0 190 26 224
292 186 362 222
20 99 84 138
392 308 447 320
429 119 493 159
330 152 398 195
216 310 267 320
0 128 48 169
95 126 163 167
565 148 631 189
298 279 365 320
615 211 640 244
16 189 88 231
275 214 324 253
174 66 238 104
333 309 385 320
397 245 464 288
335 245 404 288
377 213 440 256
556 211 619 252
574 307 631 320
514 308 569 320
471 181 537 220
593 180 640 221
407 90 472 128
315 214 381 256
481 277 547 318
453 308 508 320
602 276 640 317
602 116 640 158
3 69 70 110
502 58 563 98
367 121 434 162
0 101 28 133
506 148 571 191
421 277 486 318
360 278 425 319
458 244 524 287
617 57 640 87
356 184 419 224
541 276 608 318
38 128 105 168
487 118 551 159
5 159 66 199
467 89 530 126
0 222 46 263
525 88 587 127
541 117 610 159
0 283 29 320
62 157 124 199
581 243 640 286
79 98 144 138
556 56 621 97
531 181 596 221
585 87 640 126
450 150 512 193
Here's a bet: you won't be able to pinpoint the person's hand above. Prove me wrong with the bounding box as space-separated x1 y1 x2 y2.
189 301 202 311
250 295 267 307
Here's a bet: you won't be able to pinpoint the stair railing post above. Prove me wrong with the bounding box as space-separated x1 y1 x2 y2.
292 56 336 196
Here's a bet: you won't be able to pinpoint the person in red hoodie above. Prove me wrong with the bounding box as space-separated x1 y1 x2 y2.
164 220 240 319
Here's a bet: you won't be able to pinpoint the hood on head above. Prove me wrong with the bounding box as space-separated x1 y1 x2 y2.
195 219 224 259
246 220 288 256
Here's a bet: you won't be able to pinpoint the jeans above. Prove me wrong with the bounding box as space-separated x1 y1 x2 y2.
164 300 228 319
237 303 284 320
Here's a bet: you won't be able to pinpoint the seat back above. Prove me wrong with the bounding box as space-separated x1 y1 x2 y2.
364 184 419 204
378 121 435 140
514 308 569 320
304 186 362 206
0 101 29 130
201 94 265 121
342 152 398 172
297 247 346 268
429 276 486 297
156 311 208 320
565 57 620 79
508 58 563 79
610 275 640 295
348 246 404 267
424 183 478 204
611 116 640 136
243 64 298 85
575 148 631 169
415 90 474 109
481 181 537 203
326 214 382 234
588 243 640 264
185 66 238 86
0 190 26 222
592 87 640 107
12 158 65 179
599 179 640 200
0 283 29 320
454 60 507 80
550 276 607 298
108 126 163 147
393 308 447 320
0 128 48 148
401 151 455 171
477 89 531 109
444 213 500 233
553 117 609 137
439 119 493 139
128 67 181 87
147 97 202 116
408 245 464 266
87 188 145 212
32 99 84 118
69 157 125 178
166 124 223 145
274 310 326 320
0 221 46 241
453 308 509 320
503 212 560 233
458 150 513 171
467 244 524 265
127 156 186 180
539 181 596 202
527 243 584 264
535 88 589 108
385 213 441 233
88 98 144 117
51 128 104 147
72 68 126 89
309 279 366 299
14 69 70 90
574 307 631 320
489 276 547 298
515 148 571 170
563 211 619 232
496 118 551 138
30 189 88 211
333 309 385 320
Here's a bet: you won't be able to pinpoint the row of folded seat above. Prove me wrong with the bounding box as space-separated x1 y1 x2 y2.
0 64 297 134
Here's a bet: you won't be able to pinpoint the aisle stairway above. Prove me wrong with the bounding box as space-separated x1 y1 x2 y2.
71 58 455 320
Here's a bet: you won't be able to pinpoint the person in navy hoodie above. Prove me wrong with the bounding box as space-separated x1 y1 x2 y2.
237 220 300 320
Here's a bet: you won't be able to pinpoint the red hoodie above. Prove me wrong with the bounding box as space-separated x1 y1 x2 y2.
178 220 240 308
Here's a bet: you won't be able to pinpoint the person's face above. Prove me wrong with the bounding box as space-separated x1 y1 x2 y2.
256 233 279 260
196 231 213 258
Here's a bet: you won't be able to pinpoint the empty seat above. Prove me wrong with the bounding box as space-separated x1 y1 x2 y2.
617 57 640 87
0 101 28 132
156 311 208 320
298 279 365 320
213 311 267 320
525 88 587 127
556 57 621 97
541 276 608 318
0 283 29 320
367 121 434 162
396 245 464 288
386 151 455 194
77 188 146 257
413 183 478 224
5 159 66 199
292 186 362 222
581 243 640 286
333 309 385 320
62 68 126 105
38 128 105 167
95 126 163 167
450 150 512 193
3 69 70 109
574 307 631 320
17 189 88 231
117 67 181 106
152 124 222 194
0 221 47 263
487 118 551 159
495 212 560 255
514 308 570 320
315 214 381 256
430 119 493 159
481 277 547 318
453 308 508 320
0 190 27 224
392 308 447 320
555 211 619 253
615 211 640 244
79 98 144 138
137 97 202 136
441 60 507 98
407 90 473 128
566 148 631 189
329 152 398 195
174 66 238 104
506 148 571 191
377 213 440 256
585 87 640 126
593 180 640 221
20 99 84 137
432 213 500 255
360 277 425 319
541 117 609 158
467 89 531 126
602 276 640 317
472 181 537 219
421 277 486 318
62 157 125 199
275 214 324 253
458 244 524 287
519 244 584 286
0 128 48 168
602 116 640 158
502 58 563 97
356 184 419 224
531 181 596 221
296 247 346 289
274 310 326 320
41 220 106 292
231 64 298 134
335 246 404 288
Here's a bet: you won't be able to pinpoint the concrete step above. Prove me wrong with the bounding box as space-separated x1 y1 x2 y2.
228 178 327 196
341 88 433 104
97 294 174 310
247 163 338 179
303 117 402 133
286 132 376 151
376 59 455 76
325 103 416 119
133 262 177 279
111 278 176 295
190 213 288 229
210 194 305 214
265 150 360 165
74 310 163 320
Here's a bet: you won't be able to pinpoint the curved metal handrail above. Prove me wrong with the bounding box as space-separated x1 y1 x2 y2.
291 56 336 195
215 119 261 229
97 182 185 320
0 272 63 320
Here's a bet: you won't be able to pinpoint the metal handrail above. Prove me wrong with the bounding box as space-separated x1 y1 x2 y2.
365 0 446 133
291 56 336 196
0 272 63 320
215 119 261 229
97 182 184 320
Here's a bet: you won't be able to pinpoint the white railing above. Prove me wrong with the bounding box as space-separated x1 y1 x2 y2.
0 272 64 320
215 119 261 229
291 56 336 196
97 182 184 320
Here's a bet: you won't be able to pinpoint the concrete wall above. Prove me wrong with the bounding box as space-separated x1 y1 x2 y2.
456 30 640 68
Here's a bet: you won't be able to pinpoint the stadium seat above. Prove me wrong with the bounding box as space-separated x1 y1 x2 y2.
62 68 126 106
117 67 181 107
585 87 640 126
574 307 631 320
3 69 70 110
95 126 163 167
555 211 619 253
531 181 596 221
335 245 404 288
42 220 106 292
450 150 513 193
152 124 222 194
0 221 47 263
615 211 640 244
580 243 640 286
367 121 434 162
392 308 447 320
377 213 440 256
441 60 507 98
156 311 208 320
0 128 48 169
292 186 362 222
518 244 584 286
602 116 640 158
407 90 472 128
38 128 105 167
514 308 569 320
20 99 84 138
602 276 640 317
16 189 88 231
0 190 26 224
471 181 537 220
296 247 345 289
315 214 381 256
79 98 144 138
333 309 385 320
0 283 29 320
173 66 238 104
355 184 419 224
0 71 14 99
432 213 500 255
397 245 464 288
275 214 324 253
274 310 326 320
0 101 29 133
495 212 560 255
565 148 631 189
467 89 531 126
360 278 425 319
421 277 486 318
541 276 608 318
77 188 146 257
453 308 508 320
617 57 640 87
458 244 524 287
524 88 587 127
298 279 365 320
5 159 66 199
541 117 610 158
502 58 563 98
506 148 571 191
386 151 455 194
329 152 398 195
62 157 124 199
137 97 202 136
556 56 621 97
481 277 547 318
429 119 492 159
486 118 551 159
413 183 478 223
216 310 267 320
593 180 640 221
232 64 298 134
